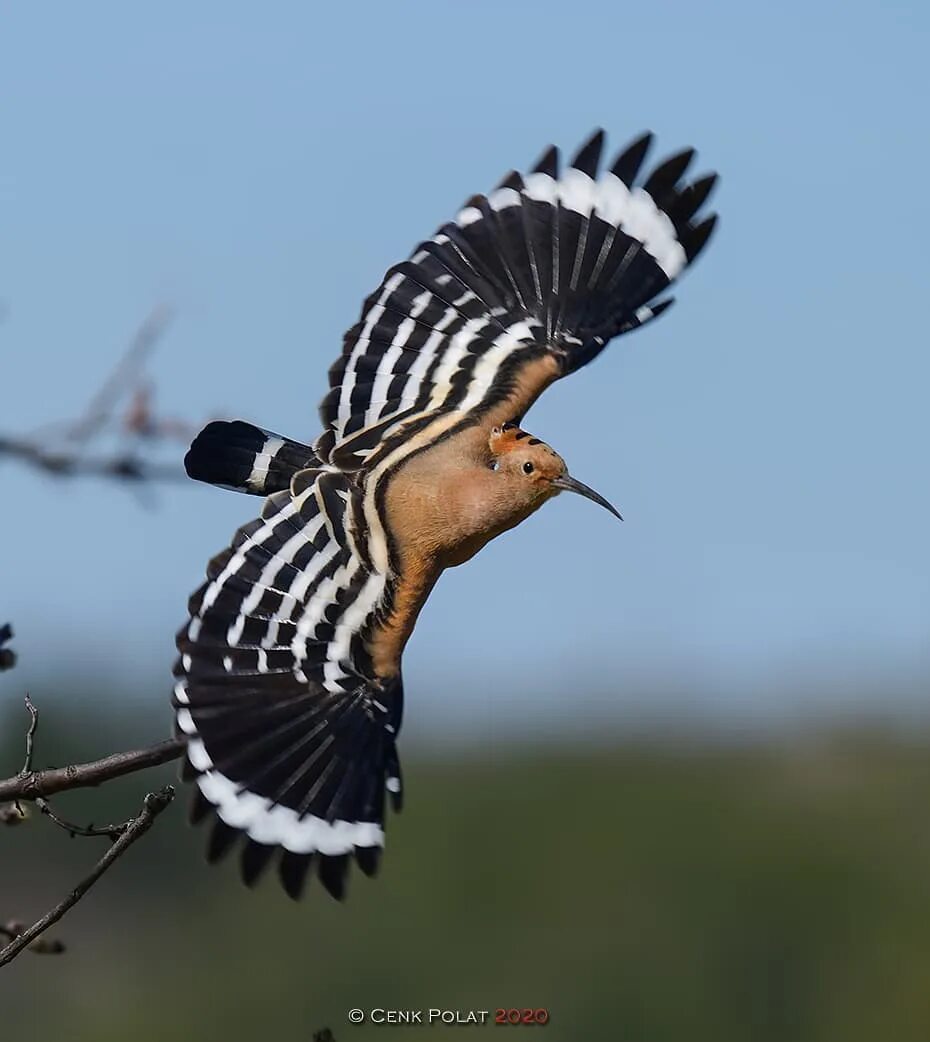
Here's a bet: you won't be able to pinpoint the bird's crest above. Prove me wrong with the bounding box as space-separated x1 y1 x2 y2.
489 421 546 455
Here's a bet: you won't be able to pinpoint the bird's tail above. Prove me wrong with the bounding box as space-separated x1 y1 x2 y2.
184 420 319 496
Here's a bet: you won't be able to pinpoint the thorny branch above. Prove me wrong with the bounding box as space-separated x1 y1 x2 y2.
0 687 184 968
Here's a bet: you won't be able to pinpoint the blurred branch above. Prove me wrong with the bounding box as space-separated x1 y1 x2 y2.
0 786 175 968
66 305 174 444
1 305 202 491
20 693 38 775
0 435 188 483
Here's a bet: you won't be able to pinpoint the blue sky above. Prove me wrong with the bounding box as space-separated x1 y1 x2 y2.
1 2 928 734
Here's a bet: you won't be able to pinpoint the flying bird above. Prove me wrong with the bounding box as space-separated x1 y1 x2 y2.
173 129 718 900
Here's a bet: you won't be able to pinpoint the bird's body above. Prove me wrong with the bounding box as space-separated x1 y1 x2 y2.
174 129 718 899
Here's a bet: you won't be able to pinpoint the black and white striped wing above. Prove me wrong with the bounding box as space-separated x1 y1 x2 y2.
315 129 717 467
173 471 402 900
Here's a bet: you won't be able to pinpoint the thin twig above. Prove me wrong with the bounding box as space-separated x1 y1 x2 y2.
20 694 38 775
35 797 135 841
0 786 175 968
11 695 40 818
0 737 185 803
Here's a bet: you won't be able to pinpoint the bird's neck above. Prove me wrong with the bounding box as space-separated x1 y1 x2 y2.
389 426 536 552
364 427 536 677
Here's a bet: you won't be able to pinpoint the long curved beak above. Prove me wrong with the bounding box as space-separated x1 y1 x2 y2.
551 475 623 521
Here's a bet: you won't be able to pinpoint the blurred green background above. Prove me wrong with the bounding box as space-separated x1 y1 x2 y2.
4 691 930 1042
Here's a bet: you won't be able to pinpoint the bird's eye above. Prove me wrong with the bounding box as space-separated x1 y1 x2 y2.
522 461 534 475
489 460 500 472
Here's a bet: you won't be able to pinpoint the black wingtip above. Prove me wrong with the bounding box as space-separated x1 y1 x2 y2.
643 148 696 198
689 172 719 209
494 169 524 191
188 787 212 825
318 854 350 901
355 846 381 878
532 144 559 178
610 132 653 187
206 818 240 864
241 840 276 888
670 172 719 225
571 129 605 177
279 851 313 901
683 213 719 262
179 751 198 783
649 298 675 320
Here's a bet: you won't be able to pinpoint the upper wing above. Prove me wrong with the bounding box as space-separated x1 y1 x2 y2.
173 469 402 900
315 129 717 469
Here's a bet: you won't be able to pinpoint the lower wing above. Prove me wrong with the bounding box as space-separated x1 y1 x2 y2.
173 470 402 900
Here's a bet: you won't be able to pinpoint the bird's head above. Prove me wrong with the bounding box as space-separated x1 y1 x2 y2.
487 423 622 522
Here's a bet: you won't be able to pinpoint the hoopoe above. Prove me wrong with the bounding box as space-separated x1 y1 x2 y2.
174 129 718 900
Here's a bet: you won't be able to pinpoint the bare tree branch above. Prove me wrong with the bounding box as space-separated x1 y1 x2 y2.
0 687 186 962
0 736 185 804
1 684 184 962
0 786 175 968
34 796 146 841
0 435 189 484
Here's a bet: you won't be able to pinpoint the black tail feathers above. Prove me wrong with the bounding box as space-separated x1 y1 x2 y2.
184 420 319 496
